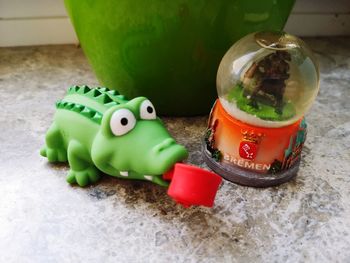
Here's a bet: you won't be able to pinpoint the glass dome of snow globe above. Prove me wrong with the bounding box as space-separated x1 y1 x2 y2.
217 31 319 128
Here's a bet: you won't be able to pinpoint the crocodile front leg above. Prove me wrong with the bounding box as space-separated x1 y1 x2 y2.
40 123 67 162
66 140 101 187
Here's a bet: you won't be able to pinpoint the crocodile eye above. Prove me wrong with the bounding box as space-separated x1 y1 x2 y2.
140 99 156 120
110 109 136 136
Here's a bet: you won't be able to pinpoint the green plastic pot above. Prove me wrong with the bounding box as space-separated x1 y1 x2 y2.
65 0 295 116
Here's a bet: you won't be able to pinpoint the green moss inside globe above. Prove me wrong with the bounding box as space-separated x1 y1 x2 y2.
227 84 296 121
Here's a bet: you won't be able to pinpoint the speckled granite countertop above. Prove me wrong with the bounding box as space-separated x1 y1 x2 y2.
0 37 349 263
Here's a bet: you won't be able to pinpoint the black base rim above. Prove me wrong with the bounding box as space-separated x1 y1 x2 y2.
202 139 300 188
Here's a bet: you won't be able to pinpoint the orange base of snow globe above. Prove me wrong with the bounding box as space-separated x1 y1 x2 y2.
203 100 307 187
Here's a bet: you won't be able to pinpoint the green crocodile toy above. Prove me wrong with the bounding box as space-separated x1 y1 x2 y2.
40 85 188 187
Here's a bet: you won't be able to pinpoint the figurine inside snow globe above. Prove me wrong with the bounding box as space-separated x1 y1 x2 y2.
203 31 319 187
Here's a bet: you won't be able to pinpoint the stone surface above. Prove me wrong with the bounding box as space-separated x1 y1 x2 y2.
0 37 349 263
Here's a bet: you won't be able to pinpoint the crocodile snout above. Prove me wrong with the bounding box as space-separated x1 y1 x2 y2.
152 138 176 153
145 137 188 175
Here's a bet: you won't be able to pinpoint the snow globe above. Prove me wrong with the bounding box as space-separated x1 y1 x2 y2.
203 31 319 187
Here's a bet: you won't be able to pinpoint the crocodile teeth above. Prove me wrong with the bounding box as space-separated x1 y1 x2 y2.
144 175 153 181
120 171 128 177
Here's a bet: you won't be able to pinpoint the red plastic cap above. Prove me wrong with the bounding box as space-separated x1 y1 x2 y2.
166 163 222 208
